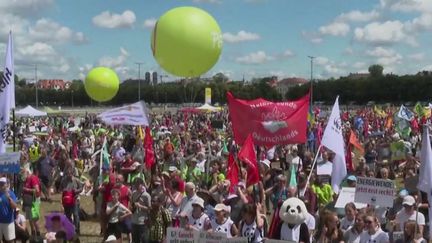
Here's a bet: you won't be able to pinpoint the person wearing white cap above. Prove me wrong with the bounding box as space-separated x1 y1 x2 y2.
394 195 425 235
186 198 211 231
0 177 18 242
209 203 238 238
105 234 118 242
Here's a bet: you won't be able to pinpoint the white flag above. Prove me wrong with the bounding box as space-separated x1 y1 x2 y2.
321 96 346 193
397 105 414 121
417 126 432 238
98 101 150 126
0 32 15 153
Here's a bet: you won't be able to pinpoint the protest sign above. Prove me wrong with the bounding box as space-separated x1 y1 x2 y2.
0 152 20 173
199 231 226 243
166 227 199 243
265 239 297 243
354 177 395 207
223 237 248 243
335 187 367 209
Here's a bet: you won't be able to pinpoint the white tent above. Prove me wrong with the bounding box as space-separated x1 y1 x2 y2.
16 105 47 117
196 103 222 112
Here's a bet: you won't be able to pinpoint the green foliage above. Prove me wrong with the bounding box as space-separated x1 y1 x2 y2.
368 64 384 77
286 73 432 104
14 77 283 106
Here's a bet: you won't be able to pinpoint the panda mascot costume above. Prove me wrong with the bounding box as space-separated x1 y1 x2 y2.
272 197 310 243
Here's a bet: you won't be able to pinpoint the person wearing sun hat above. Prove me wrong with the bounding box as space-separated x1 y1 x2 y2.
394 195 425 234
210 203 238 238
186 198 211 231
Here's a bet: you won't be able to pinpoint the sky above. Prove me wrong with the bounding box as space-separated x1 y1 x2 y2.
1 0 432 82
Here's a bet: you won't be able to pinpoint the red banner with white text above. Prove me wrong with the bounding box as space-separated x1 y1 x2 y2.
227 91 310 146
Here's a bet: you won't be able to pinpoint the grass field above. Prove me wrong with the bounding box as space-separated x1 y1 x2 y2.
36 194 102 243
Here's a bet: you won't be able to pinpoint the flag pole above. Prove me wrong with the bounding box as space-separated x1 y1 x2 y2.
306 144 322 189
12 109 15 151
99 136 107 185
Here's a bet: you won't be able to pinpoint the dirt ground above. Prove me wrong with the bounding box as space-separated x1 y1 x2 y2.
36 194 102 243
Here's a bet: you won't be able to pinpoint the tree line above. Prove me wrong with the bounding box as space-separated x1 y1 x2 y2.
14 76 282 107
286 72 432 105
10 64 432 107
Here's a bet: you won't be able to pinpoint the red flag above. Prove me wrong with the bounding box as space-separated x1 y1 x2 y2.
346 143 354 172
144 127 155 169
349 130 364 155
238 134 260 187
227 91 310 146
226 152 239 193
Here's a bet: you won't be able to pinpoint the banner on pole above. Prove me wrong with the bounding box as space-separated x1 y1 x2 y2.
227 91 310 146
205 87 212 104
354 177 395 207
0 152 20 173
98 101 150 126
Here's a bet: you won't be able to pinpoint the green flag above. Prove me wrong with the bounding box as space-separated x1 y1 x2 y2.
289 165 297 187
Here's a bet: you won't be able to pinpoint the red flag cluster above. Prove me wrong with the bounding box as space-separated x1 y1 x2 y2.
227 92 310 146
144 126 155 169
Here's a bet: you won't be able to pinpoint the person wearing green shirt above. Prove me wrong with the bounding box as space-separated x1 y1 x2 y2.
311 180 334 207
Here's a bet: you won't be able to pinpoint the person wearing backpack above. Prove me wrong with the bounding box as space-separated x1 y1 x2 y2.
59 167 83 234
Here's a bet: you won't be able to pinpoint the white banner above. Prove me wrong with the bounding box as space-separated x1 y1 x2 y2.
98 101 150 126
335 187 367 209
265 240 297 243
199 231 227 243
0 32 14 153
354 177 395 207
0 152 20 173
166 227 199 243
223 238 248 243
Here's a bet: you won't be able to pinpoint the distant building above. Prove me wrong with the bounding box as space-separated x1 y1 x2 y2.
276 77 308 95
145 72 151 84
347 72 369 80
37 79 71 90
152 72 158 85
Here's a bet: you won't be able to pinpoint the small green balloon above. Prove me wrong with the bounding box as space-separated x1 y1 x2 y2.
151 6 223 77
84 67 119 102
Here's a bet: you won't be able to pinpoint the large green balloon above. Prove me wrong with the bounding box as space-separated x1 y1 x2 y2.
84 67 119 102
151 6 223 77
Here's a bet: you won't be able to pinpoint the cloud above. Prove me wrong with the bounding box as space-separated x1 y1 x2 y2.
319 22 350 36
143 18 157 29
0 0 54 16
301 31 323 44
282 49 294 57
354 21 416 46
380 0 432 13
336 10 380 22
192 0 221 3
408 53 425 61
236 51 274 64
92 10 136 29
29 18 86 44
222 31 260 43
98 47 129 68
366 47 402 66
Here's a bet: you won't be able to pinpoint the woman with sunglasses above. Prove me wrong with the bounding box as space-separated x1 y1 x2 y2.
359 214 389 243
315 211 345 243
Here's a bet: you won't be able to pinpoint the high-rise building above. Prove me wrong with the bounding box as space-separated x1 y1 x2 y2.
145 72 151 84
152 71 158 85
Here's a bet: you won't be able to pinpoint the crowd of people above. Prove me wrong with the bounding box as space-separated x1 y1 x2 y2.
0 105 429 243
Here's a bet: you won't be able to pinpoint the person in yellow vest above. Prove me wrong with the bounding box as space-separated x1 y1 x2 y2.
28 142 40 172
